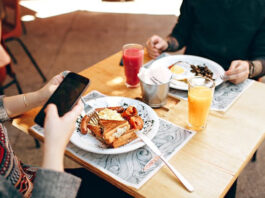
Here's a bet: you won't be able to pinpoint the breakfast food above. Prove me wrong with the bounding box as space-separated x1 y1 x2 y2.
190 64 214 80
168 61 190 81
169 64 185 75
80 106 144 148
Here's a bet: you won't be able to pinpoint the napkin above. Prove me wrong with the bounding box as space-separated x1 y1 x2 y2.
138 66 172 85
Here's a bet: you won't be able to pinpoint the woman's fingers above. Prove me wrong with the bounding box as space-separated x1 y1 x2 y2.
63 100 84 122
44 104 59 127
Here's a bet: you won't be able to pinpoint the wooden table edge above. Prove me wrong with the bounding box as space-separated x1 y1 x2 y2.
220 131 265 197
28 128 145 198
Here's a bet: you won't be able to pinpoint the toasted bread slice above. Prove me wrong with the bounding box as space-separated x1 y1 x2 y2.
111 129 137 148
87 124 104 142
88 119 130 146
101 120 130 144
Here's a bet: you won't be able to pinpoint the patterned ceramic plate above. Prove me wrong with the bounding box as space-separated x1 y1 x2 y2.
70 96 159 154
150 55 225 90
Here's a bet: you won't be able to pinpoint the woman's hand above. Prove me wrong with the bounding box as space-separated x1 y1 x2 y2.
39 74 64 103
225 60 249 84
42 101 83 172
146 35 168 59
3 72 68 118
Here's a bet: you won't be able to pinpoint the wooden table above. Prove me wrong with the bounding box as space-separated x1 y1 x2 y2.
13 51 265 198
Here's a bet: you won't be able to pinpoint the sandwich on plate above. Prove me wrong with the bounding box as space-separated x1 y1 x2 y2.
80 106 144 148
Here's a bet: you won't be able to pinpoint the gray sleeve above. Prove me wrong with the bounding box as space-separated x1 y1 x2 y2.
0 176 22 198
0 96 10 122
31 169 81 198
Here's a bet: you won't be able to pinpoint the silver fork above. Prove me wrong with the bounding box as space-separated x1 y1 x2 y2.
80 97 103 129
150 76 163 85
219 73 229 82
90 111 100 125
89 111 104 131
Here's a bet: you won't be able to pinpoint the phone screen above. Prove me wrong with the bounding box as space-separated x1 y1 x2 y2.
34 72 89 127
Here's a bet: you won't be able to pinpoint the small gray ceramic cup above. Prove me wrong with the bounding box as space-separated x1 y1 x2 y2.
139 79 170 108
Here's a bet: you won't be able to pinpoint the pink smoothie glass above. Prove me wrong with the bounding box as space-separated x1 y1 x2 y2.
122 44 144 88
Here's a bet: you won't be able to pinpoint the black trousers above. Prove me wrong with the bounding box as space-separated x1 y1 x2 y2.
65 168 132 198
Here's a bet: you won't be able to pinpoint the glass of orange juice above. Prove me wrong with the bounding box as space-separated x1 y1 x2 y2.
188 76 215 131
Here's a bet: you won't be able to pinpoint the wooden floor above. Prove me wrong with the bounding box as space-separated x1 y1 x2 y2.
2 2 265 198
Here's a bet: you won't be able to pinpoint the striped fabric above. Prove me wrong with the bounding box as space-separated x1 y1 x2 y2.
0 96 37 197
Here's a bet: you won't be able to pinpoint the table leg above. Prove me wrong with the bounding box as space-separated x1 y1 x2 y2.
225 179 237 198
251 151 257 162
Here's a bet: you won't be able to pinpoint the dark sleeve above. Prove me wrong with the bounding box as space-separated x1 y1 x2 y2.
169 0 194 49
249 18 265 78
254 59 265 79
31 169 81 198
0 176 22 198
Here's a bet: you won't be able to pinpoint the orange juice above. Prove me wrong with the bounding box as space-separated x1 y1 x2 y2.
188 86 213 131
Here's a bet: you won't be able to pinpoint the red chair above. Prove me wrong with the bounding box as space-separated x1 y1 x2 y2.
0 64 22 95
2 0 46 82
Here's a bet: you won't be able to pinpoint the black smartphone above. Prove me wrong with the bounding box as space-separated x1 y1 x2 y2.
34 72 90 127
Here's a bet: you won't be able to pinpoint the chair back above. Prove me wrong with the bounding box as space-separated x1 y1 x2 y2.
2 0 22 39
0 67 6 85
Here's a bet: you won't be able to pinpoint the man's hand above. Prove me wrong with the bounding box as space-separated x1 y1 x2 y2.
146 35 168 59
225 60 249 84
42 101 83 172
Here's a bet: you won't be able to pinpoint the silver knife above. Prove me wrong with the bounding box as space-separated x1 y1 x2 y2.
136 131 194 192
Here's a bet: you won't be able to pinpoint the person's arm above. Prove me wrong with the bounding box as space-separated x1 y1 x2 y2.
0 176 22 198
31 102 83 198
145 0 193 58
168 0 194 51
31 169 81 198
165 36 180 52
2 74 63 118
225 18 265 84
249 17 265 79
250 60 265 79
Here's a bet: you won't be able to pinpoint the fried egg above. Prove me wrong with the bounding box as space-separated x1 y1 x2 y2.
98 108 124 121
169 61 194 80
170 65 185 75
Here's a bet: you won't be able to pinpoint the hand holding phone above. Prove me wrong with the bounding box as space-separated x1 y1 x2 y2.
35 72 90 127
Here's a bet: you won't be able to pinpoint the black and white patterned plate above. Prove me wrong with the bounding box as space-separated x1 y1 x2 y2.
71 96 159 154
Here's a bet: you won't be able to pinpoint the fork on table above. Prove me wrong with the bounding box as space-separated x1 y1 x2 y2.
219 73 229 82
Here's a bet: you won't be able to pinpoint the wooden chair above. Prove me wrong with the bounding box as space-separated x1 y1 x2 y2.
2 0 46 82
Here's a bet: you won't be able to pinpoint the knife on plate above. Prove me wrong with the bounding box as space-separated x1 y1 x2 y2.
136 131 194 192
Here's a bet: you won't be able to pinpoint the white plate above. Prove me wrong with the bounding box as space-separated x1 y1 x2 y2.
150 55 225 90
71 96 159 154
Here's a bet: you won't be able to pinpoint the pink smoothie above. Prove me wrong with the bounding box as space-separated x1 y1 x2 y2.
123 47 143 87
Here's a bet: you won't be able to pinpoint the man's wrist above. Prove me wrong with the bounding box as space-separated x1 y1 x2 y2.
162 40 170 52
248 60 255 78
165 36 179 52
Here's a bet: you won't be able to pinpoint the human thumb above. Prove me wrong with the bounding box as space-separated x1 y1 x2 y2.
45 104 59 121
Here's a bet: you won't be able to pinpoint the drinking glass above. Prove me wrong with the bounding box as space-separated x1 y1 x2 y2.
122 44 144 88
188 76 215 131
